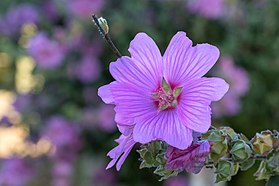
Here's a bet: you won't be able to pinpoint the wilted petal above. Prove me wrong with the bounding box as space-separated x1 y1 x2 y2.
166 140 210 174
178 77 229 133
133 111 193 150
106 134 136 171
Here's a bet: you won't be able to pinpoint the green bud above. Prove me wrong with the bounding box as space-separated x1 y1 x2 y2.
215 160 234 182
210 139 228 161
220 127 238 141
267 151 279 173
251 130 273 156
231 140 252 162
254 161 271 181
98 17 109 34
240 159 255 171
203 130 225 142
238 133 250 142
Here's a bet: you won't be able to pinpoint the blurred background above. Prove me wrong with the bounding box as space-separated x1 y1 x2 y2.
0 0 278 185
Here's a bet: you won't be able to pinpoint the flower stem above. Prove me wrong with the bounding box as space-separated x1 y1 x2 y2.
92 14 122 58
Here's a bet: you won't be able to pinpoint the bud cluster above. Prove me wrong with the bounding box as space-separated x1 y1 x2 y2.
137 127 278 183
202 128 279 183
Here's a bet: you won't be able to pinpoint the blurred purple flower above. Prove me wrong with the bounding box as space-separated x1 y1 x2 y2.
98 32 229 151
212 56 249 117
106 133 136 171
164 176 189 186
0 4 38 35
76 56 101 83
166 140 210 174
0 158 34 186
42 0 59 22
27 33 65 69
43 116 81 148
67 0 104 18
187 0 225 19
97 104 117 133
52 160 73 178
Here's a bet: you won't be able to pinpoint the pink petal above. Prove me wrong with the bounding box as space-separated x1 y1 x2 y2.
110 82 155 125
133 111 193 150
106 134 136 171
163 32 220 85
98 83 115 104
178 77 229 133
106 33 163 92
128 32 163 86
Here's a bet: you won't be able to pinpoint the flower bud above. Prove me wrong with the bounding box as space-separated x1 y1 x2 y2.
98 17 109 34
231 140 252 162
209 138 228 161
215 160 234 182
251 130 273 155
220 127 238 141
267 151 279 173
254 161 270 180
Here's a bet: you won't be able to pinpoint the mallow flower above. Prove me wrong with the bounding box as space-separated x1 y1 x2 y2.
99 32 229 169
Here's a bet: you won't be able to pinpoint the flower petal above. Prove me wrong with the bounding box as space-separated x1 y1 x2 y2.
110 82 155 125
106 134 136 171
128 32 163 86
133 111 193 150
110 34 163 91
178 77 229 133
98 83 115 104
163 32 220 85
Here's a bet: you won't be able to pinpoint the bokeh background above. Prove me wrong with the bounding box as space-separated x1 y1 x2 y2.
0 0 278 185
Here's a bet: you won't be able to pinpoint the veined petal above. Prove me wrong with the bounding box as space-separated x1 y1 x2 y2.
163 32 220 85
106 134 136 171
128 32 163 86
98 82 115 104
178 77 229 133
133 111 193 150
110 82 155 125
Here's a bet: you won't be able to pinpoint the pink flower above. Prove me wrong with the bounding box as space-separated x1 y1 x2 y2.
187 0 225 19
165 140 210 174
99 32 228 150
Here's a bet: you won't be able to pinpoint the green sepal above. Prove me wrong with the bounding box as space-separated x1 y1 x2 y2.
162 77 171 93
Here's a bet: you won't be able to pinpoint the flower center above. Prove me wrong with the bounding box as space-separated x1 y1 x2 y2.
152 78 183 111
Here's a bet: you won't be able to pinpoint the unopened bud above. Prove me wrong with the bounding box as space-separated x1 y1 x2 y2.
251 130 273 155
254 161 270 180
98 17 109 34
231 140 252 162
215 160 234 182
